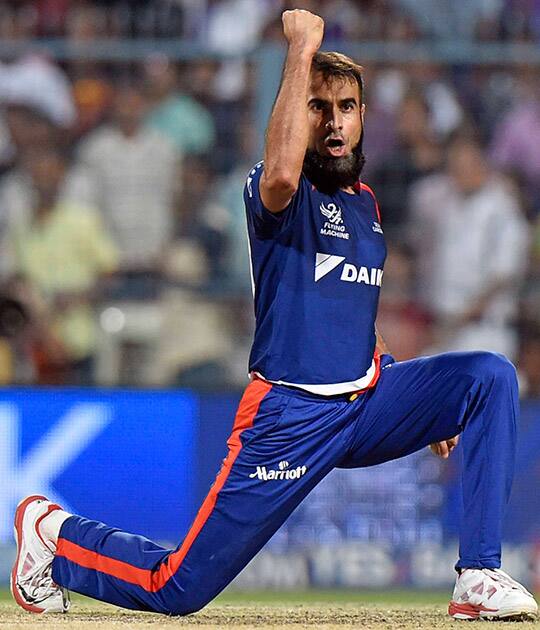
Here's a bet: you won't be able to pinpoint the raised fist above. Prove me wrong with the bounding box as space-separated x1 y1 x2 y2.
282 9 324 55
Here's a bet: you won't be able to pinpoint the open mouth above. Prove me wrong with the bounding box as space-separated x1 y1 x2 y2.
324 137 346 157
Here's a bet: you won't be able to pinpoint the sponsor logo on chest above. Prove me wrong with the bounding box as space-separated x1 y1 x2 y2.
314 252 383 286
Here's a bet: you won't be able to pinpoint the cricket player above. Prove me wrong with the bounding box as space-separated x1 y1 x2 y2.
12 10 538 621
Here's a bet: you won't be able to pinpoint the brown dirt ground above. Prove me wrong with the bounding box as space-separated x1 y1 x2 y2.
1 600 539 630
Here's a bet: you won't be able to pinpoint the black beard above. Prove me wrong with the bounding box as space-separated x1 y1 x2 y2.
302 141 366 195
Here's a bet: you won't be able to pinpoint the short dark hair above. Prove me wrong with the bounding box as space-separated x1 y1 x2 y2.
311 52 364 103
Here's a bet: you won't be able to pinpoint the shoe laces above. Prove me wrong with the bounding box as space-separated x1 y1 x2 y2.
483 569 528 594
488 569 532 597
18 562 60 605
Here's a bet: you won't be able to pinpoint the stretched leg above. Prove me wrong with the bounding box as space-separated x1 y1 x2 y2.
49 380 351 615
341 351 518 570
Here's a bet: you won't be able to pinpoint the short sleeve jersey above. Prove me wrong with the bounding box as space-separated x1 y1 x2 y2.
244 161 387 395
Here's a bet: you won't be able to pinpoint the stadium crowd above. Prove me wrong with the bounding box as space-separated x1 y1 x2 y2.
0 0 538 396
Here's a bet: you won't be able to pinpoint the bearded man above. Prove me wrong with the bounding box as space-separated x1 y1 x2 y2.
11 9 538 622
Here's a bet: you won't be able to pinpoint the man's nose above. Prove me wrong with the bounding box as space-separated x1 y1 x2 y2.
326 112 343 132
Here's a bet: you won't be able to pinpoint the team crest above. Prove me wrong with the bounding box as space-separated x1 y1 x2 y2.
320 202 343 225
320 202 350 240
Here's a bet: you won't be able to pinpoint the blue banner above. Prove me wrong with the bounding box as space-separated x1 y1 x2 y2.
0 388 197 545
443 401 540 544
0 389 539 588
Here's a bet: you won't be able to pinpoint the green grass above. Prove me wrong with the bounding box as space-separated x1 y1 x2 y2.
0 587 449 605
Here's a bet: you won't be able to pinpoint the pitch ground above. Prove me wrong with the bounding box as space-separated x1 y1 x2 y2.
1 590 538 629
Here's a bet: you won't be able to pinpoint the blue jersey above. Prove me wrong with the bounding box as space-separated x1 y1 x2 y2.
244 161 387 395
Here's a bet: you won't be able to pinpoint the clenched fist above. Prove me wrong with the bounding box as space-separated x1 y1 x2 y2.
282 9 324 55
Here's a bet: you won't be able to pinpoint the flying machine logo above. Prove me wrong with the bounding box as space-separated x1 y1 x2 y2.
320 203 350 240
320 202 343 225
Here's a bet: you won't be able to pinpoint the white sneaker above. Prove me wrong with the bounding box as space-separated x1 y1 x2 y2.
11 495 70 613
449 567 538 621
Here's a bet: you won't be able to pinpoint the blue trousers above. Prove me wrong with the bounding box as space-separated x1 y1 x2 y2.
52 351 518 615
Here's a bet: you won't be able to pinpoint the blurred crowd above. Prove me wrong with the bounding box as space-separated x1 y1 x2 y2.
1 0 540 43
0 0 538 397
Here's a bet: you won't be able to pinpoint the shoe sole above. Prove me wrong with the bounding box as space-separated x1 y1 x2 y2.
449 600 538 621
11 495 50 614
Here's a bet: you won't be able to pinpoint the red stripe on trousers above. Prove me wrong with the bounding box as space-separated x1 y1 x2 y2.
56 379 272 592
366 351 381 390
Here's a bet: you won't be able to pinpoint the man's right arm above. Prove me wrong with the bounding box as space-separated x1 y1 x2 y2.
260 10 324 213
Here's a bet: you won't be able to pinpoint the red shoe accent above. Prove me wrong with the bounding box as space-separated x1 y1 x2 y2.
35 503 62 551
448 601 498 618
487 585 498 599
11 495 49 613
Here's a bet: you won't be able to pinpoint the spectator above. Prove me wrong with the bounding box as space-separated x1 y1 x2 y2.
78 81 181 285
183 59 245 171
194 121 257 384
0 102 95 270
409 133 530 360
198 0 276 108
203 0 274 54
490 68 540 205
5 147 118 384
376 242 432 361
72 77 113 139
197 120 255 294
396 0 502 40
317 0 362 43
2 102 60 166
144 55 215 155
0 55 73 173
407 63 464 137
145 153 240 389
518 210 540 348
496 0 540 42
360 64 399 177
369 90 443 235
0 55 76 130
517 320 540 398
